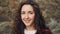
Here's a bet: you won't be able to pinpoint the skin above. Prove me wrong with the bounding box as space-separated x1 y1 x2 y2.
21 5 36 30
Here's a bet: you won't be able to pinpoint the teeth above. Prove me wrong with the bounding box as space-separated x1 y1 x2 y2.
25 21 30 22
24 19 30 23
26 21 29 22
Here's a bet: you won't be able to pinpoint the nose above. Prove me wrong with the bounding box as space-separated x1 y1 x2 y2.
25 14 29 19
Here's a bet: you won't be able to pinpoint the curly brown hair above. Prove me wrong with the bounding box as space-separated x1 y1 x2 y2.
11 0 52 34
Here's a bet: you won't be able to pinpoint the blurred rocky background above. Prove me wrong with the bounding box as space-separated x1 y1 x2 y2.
0 0 60 34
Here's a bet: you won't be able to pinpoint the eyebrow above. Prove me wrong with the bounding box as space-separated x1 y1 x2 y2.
21 10 35 13
29 11 33 13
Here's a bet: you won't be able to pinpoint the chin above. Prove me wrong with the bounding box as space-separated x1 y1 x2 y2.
23 21 33 26
25 24 31 26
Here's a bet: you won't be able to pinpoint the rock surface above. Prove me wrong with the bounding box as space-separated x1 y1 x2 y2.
0 0 60 34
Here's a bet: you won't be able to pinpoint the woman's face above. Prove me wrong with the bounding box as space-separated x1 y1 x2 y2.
21 4 35 27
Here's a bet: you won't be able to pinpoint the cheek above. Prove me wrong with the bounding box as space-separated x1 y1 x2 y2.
29 14 35 20
21 15 24 20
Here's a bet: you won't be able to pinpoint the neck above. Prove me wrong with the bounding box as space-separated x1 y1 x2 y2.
26 24 36 31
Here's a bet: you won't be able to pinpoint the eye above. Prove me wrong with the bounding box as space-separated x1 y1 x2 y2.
21 11 25 14
29 11 34 14
30 12 33 14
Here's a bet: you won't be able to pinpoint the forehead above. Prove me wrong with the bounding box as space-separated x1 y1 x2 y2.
21 4 34 11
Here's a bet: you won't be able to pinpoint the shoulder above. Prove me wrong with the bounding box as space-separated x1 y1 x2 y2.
40 29 52 34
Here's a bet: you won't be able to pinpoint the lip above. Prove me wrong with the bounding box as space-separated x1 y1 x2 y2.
24 20 31 23
25 21 30 23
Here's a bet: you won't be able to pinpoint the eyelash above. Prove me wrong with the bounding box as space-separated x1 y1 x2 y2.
21 13 33 14
29 12 33 14
21 12 25 14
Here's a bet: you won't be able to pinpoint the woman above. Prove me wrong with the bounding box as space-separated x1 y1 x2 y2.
11 0 52 34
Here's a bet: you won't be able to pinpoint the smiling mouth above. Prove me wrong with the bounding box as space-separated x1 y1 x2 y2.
25 21 29 22
24 20 31 23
